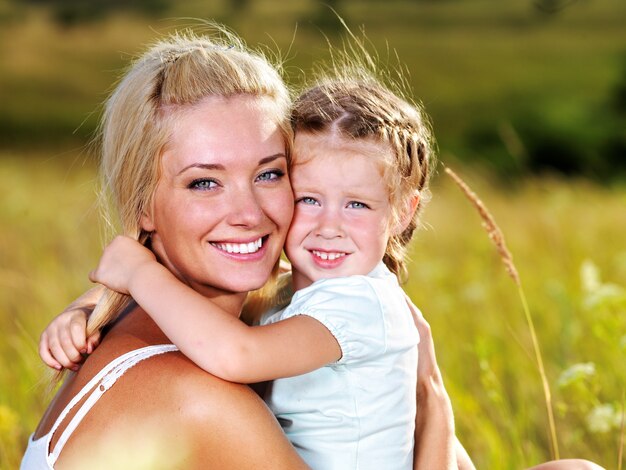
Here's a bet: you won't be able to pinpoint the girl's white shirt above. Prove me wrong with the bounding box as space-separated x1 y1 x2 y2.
261 262 419 470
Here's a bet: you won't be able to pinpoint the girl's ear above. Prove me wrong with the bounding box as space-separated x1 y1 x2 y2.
393 192 420 235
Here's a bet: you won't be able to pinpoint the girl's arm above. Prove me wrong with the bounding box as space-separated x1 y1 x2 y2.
90 235 341 383
39 285 104 370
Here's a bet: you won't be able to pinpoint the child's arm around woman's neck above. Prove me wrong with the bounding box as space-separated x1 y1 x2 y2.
90 236 341 383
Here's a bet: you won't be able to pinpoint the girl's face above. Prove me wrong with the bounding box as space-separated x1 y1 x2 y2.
285 132 395 291
142 95 294 313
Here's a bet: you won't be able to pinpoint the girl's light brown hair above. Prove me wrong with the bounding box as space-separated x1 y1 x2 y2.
87 28 292 338
291 70 435 282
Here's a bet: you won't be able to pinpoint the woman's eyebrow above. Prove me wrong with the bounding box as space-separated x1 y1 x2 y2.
177 153 286 176
177 163 224 175
259 153 287 165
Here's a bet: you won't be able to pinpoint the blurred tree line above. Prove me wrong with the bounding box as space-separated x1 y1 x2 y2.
1 0 624 181
12 0 171 26
465 59 626 179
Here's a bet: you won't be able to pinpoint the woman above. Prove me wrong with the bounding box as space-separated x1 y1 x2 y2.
22 30 308 469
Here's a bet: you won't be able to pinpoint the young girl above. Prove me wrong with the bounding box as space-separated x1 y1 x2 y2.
42 74 434 469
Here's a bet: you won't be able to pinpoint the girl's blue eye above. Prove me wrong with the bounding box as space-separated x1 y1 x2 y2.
189 179 218 191
298 196 319 206
256 169 285 182
347 201 369 209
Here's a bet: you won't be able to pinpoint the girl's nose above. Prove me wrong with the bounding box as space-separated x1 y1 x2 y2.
316 208 344 239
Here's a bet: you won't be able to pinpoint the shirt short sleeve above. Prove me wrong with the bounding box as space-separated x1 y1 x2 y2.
279 276 387 365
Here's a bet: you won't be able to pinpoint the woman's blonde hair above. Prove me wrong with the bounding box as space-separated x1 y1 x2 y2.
87 28 292 337
291 71 435 283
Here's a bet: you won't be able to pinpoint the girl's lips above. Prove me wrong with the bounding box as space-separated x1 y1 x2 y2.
308 249 349 269
310 249 346 261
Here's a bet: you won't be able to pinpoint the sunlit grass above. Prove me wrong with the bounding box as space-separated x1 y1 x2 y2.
444 166 560 460
1 153 624 468
406 169 626 468
0 151 101 468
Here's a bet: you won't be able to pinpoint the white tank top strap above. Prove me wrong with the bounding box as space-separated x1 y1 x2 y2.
46 344 178 467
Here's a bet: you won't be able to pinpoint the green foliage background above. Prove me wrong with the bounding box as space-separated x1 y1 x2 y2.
1 1 625 468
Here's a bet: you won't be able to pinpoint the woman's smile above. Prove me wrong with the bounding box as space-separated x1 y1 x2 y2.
209 235 269 258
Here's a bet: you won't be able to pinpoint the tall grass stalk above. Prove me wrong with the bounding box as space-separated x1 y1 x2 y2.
619 389 625 470
444 167 560 460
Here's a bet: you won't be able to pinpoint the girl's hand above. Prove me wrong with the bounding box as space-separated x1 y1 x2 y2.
39 286 103 371
89 235 157 295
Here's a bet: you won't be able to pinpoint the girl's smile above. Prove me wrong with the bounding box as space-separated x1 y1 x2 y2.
309 249 350 268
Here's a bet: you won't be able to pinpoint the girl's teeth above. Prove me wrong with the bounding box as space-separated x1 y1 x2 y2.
312 250 345 261
212 238 263 254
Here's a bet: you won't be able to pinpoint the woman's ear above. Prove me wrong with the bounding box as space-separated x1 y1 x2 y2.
140 210 156 233
394 192 420 235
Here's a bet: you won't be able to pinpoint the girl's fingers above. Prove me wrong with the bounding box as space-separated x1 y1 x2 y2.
39 333 62 370
69 317 88 354
59 326 84 364
48 343 77 370
48 334 81 371
86 331 101 354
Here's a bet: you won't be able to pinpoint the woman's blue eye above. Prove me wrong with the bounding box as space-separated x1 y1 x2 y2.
347 201 369 209
189 179 218 190
257 169 285 182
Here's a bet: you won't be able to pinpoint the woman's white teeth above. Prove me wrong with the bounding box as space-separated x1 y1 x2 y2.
312 250 345 261
213 238 263 254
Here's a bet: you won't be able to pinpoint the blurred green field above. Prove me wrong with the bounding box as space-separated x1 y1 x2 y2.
1 0 626 176
1 151 624 469
1 0 626 468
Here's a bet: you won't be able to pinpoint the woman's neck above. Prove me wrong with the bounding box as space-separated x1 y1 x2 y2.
189 282 247 318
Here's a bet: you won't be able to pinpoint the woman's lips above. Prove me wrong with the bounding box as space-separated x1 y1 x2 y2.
209 235 270 260
210 236 264 254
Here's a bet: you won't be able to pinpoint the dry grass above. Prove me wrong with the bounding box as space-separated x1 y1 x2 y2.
2 154 625 468
444 166 559 459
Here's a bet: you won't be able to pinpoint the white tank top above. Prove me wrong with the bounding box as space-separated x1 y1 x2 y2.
20 344 178 469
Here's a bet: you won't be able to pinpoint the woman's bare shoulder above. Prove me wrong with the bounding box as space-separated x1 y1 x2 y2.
121 351 309 469
160 354 308 468
57 350 307 469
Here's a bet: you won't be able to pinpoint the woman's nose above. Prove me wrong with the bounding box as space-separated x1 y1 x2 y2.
227 186 265 227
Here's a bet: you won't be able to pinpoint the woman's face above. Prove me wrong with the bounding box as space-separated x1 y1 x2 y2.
142 95 294 310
